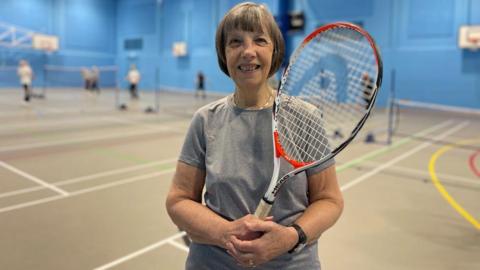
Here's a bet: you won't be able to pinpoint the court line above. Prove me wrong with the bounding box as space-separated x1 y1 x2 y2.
168 239 190 253
0 128 181 153
361 160 480 186
0 116 138 133
336 120 454 172
341 121 469 191
93 232 186 270
468 150 480 177
429 139 480 230
102 116 185 132
0 158 177 199
0 161 69 196
0 169 175 214
0 119 466 267
92 120 464 270
0 106 115 119
0 120 454 207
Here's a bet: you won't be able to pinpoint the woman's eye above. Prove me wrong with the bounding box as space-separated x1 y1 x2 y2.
228 39 241 46
256 38 269 45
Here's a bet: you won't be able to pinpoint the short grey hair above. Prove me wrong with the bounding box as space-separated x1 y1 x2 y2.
215 2 285 77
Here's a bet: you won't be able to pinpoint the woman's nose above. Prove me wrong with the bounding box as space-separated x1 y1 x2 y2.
241 40 256 59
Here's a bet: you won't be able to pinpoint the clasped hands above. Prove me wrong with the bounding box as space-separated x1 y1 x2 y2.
221 214 298 268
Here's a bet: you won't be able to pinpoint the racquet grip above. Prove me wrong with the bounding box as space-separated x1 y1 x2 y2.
254 199 272 218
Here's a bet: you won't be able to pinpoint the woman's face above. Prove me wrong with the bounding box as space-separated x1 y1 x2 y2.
225 29 274 91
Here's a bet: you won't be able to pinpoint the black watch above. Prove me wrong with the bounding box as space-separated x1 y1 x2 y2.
288 223 307 253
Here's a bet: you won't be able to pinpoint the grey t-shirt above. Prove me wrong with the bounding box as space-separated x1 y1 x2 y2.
179 95 334 269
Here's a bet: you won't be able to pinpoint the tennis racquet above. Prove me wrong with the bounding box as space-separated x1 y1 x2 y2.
254 22 383 217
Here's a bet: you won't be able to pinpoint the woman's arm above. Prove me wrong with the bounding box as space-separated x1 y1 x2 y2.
227 164 343 266
166 161 262 249
294 164 344 244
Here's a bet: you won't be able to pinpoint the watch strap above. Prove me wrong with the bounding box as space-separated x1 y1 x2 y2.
288 223 307 253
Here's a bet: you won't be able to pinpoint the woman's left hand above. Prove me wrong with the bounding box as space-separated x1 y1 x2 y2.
226 219 298 267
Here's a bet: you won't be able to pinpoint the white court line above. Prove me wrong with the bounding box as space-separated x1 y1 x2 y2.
0 161 69 196
362 160 480 186
0 106 114 119
168 239 190 253
93 232 187 270
102 116 185 132
341 121 469 191
0 127 181 153
55 158 177 186
0 116 131 133
0 158 177 199
92 120 466 270
0 169 175 214
0 114 184 134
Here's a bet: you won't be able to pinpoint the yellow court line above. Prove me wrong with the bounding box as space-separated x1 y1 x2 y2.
428 139 480 230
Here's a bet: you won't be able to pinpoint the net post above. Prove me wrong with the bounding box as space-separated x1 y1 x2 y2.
114 67 120 110
42 65 47 98
154 86 160 113
155 66 160 112
144 67 160 114
386 69 396 145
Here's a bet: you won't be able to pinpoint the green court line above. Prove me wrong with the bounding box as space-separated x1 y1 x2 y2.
155 163 176 170
96 148 150 164
336 120 453 172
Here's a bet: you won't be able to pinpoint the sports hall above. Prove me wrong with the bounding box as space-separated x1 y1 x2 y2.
0 0 478 269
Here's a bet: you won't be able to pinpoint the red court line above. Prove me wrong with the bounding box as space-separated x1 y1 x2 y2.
468 150 480 177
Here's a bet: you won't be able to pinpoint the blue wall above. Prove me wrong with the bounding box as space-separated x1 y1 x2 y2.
117 0 480 109
0 0 479 109
115 0 278 92
285 0 480 108
0 0 117 87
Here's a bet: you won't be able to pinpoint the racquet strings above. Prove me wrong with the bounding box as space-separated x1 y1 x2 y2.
277 26 379 165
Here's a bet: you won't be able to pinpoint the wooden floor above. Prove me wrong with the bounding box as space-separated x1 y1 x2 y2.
0 88 478 270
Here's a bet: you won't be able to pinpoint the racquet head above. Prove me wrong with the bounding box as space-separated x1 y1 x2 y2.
274 22 383 169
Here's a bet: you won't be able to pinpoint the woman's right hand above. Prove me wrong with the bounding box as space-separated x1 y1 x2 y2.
220 214 273 249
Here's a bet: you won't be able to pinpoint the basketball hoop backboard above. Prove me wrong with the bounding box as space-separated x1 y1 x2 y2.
32 34 59 52
172 41 187 57
458 25 480 51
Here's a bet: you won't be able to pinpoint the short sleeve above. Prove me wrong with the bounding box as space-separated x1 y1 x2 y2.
305 157 335 177
178 111 207 170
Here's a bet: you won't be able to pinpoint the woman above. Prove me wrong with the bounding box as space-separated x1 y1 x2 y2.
166 2 343 269
17 60 33 102
126 64 141 99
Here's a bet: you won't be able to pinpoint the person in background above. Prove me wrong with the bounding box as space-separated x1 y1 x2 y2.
17 60 34 103
81 67 92 91
195 71 206 99
361 72 374 110
90 66 100 92
166 2 343 269
126 64 141 99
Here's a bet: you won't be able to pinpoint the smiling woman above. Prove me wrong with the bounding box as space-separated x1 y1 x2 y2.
225 29 274 108
215 2 285 109
166 2 343 270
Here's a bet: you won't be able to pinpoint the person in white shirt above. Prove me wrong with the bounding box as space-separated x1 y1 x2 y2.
126 64 141 99
17 60 34 102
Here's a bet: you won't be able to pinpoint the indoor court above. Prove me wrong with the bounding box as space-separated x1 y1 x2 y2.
1 1 479 270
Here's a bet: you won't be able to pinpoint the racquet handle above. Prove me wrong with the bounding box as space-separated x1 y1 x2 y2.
254 199 272 218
